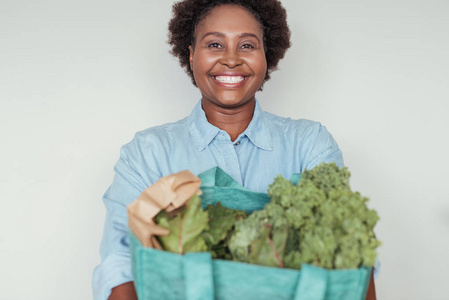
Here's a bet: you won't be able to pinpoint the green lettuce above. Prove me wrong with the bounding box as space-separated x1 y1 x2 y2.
155 194 209 254
201 202 247 259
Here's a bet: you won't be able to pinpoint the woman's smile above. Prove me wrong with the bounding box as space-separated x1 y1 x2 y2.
211 72 250 89
213 75 247 84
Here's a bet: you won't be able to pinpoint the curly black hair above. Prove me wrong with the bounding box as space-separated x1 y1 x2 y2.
168 0 291 87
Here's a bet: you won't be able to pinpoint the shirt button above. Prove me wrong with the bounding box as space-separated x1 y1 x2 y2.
234 141 240 146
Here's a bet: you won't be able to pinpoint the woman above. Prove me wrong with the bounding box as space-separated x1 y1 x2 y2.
93 0 376 299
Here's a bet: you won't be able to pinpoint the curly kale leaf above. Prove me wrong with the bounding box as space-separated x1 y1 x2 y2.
228 202 289 267
300 162 350 195
266 162 381 270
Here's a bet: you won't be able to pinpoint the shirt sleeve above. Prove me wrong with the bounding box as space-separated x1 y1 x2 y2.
304 124 344 170
92 134 159 300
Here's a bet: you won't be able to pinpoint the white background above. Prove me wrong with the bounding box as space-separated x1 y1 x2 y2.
1 0 448 299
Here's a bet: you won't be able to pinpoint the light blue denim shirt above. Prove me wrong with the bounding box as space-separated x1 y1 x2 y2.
93 100 358 299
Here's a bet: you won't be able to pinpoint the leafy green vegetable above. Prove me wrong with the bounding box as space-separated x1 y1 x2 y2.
201 202 247 259
228 162 380 269
154 163 381 271
228 202 289 267
272 163 380 269
155 194 209 254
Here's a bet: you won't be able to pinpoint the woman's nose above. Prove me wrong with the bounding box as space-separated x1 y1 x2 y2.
219 49 243 68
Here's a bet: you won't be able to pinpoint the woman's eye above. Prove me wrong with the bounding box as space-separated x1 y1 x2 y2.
241 44 255 50
208 43 222 49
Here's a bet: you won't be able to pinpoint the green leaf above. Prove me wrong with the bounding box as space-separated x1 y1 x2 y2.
202 202 247 259
156 194 209 254
228 214 262 262
202 202 247 247
249 223 288 268
300 162 350 195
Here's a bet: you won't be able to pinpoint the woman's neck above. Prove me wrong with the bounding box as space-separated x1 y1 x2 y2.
202 99 255 142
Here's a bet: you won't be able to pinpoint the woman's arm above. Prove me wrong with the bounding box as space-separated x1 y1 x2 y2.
108 282 137 300
365 269 377 300
93 133 160 300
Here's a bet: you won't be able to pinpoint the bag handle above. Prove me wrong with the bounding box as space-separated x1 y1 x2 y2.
199 167 249 189
198 167 271 213
294 264 328 300
184 254 328 300
184 253 214 300
200 167 302 187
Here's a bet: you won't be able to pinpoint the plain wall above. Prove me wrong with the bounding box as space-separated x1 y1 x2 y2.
1 0 448 299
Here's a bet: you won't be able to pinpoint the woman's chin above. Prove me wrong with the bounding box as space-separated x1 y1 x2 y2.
206 99 255 109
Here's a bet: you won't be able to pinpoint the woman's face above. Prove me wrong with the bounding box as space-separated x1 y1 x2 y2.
189 5 267 109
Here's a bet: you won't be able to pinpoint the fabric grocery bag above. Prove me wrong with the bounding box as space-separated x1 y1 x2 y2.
198 167 271 213
129 167 372 300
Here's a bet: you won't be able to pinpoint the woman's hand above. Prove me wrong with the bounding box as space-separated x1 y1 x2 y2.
108 282 137 300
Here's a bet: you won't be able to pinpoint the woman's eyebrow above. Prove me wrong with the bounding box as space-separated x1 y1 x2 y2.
201 32 225 40
201 32 260 42
238 33 260 42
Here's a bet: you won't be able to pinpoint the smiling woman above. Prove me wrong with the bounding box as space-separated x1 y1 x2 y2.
189 5 268 141
92 0 376 300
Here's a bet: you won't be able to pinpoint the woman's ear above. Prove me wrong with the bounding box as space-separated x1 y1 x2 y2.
189 45 194 70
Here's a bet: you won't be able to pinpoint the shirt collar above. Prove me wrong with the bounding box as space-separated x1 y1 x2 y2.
188 100 273 151
188 101 220 151
243 100 273 150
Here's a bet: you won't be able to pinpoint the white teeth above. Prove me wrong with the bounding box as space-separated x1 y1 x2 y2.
214 76 245 83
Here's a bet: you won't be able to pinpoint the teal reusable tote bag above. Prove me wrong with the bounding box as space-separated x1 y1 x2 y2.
129 167 372 300
198 167 271 213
